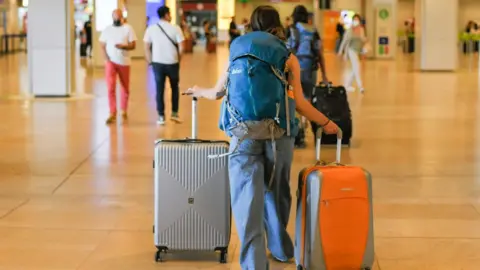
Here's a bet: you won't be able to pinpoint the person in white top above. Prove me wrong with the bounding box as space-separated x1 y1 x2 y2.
144 6 185 125
99 9 137 125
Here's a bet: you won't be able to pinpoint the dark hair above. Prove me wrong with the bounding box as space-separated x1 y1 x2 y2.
157 6 170 19
247 5 285 40
292 5 309 24
352 14 362 22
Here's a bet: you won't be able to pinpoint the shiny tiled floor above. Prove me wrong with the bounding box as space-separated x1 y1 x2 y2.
1 47 480 269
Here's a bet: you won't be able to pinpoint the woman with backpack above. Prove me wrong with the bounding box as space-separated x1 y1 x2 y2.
338 14 368 93
185 5 339 269
287 5 329 148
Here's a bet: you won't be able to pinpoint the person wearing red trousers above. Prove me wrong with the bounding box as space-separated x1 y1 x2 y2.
99 9 138 125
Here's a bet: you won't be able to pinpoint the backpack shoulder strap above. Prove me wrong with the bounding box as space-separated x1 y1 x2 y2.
290 25 300 52
157 23 180 58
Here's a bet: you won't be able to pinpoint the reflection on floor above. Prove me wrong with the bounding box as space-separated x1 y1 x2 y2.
1 47 480 269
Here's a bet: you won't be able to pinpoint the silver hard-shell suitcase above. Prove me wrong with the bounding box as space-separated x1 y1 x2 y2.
153 97 231 263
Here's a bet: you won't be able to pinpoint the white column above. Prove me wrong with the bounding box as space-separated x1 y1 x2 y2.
124 0 146 58
165 0 177 24
28 0 75 97
218 0 235 43
332 0 362 13
7 0 19 34
369 0 397 59
414 0 458 71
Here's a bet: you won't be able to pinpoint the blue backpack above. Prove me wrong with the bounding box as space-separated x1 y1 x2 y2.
287 23 320 70
212 32 298 185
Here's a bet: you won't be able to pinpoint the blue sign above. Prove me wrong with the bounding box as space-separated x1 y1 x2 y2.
379 36 389 45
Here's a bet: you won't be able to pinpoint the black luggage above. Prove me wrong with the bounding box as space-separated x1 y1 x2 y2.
80 43 87 57
310 83 352 146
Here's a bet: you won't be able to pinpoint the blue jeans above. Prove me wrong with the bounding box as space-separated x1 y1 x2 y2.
228 136 295 270
300 69 317 100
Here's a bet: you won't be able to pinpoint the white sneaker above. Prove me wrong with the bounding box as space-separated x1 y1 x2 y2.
346 86 356 92
157 116 165 125
360 87 365 93
171 113 183 124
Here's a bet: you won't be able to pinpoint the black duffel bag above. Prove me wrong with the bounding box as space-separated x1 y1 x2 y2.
310 83 352 146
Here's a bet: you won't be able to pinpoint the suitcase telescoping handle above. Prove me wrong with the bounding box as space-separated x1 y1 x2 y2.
315 128 343 164
191 97 198 139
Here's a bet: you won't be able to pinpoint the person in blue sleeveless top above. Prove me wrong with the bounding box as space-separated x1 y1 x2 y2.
287 5 329 148
185 6 338 269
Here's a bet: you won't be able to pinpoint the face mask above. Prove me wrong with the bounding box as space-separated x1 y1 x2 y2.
113 19 122 26
352 20 360 27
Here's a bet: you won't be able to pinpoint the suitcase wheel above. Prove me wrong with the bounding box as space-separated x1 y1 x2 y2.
296 265 304 270
219 248 228 264
155 246 167 262
154 251 162 262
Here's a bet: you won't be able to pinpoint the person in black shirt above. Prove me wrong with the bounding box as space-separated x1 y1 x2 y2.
284 16 291 38
335 17 345 53
229 17 240 46
83 15 93 57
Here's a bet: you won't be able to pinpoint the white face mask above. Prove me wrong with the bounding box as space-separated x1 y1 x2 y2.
352 20 360 27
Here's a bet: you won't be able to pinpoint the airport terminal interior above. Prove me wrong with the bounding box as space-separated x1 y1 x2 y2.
1 0 480 269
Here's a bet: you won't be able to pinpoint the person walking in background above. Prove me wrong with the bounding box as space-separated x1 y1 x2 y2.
287 5 329 148
284 16 292 38
180 17 195 52
204 20 216 53
238 18 249 35
335 15 345 53
99 9 137 125
229 16 241 46
307 12 314 25
144 6 185 125
84 15 93 57
464 21 479 54
338 13 368 93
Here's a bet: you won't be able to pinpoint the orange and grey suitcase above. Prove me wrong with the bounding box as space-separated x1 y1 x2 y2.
295 129 374 270
153 98 231 263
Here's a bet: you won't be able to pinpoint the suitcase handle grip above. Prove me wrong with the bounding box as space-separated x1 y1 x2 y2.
191 97 198 139
315 128 342 163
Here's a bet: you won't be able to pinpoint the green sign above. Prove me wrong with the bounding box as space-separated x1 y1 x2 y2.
379 9 389 20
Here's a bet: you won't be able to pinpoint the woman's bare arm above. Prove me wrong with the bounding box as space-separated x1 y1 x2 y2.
186 62 229 100
287 55 329 126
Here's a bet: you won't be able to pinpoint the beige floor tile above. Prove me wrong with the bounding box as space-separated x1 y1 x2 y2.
376 237 480 270
0 175 65 195
0 196 152 231
374 202 480 220
375 218 480 238
53 175 153 196
0 197 28 218
0 228 108 270
74 160 154 177
77 231 237 270
372 176 480 200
